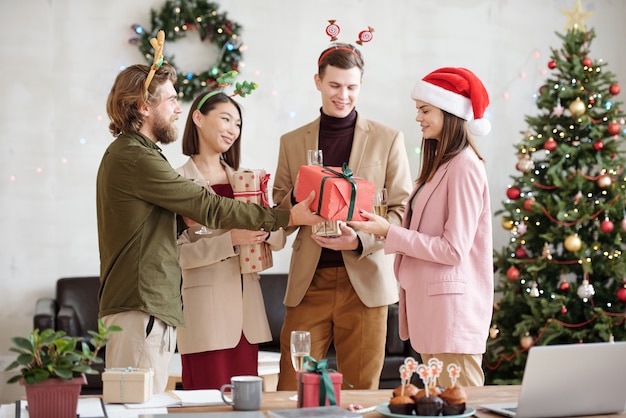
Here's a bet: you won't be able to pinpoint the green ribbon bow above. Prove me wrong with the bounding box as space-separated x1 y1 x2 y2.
300 355 337 406
317 163 358 221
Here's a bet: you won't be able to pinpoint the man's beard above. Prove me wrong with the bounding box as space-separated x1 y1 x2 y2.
153 113 178 144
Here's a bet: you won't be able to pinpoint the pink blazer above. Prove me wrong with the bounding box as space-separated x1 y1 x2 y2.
385 147 494 355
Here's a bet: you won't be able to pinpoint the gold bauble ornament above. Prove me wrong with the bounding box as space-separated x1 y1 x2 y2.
501 217 514 230
520 332 534 349
489 324 500 339
564 234 582 252
568 97 586 116
597 174 612 188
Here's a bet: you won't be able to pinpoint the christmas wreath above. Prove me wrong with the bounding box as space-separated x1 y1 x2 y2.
131 0 243 102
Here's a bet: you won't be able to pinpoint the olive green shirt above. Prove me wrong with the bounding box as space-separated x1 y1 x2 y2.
96 132 289 326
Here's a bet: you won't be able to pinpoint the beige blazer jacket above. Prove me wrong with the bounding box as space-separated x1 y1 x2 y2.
273 114 413 308
175 159 286 355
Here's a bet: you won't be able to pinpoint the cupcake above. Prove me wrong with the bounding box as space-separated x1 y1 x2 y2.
414 384 443 400
392 383 420 399
440 384 467 415
415 394 444 416
388 395 415 415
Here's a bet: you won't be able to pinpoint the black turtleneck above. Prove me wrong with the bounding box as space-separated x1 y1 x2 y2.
317 108 358 269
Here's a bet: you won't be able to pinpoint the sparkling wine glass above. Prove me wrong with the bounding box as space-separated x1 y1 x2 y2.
193 179 212 235
373 188 388 240
289 330 311 401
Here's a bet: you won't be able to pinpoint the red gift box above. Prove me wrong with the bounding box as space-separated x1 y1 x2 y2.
295 165 375 222
297 370 342 408
232 169 273 274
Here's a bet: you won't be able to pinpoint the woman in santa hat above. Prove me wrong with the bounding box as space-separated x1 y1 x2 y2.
349 67 494 387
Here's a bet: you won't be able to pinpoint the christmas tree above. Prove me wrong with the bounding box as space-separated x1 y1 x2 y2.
485 1 626 385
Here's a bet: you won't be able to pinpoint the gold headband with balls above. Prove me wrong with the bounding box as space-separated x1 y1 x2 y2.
144 30 165 92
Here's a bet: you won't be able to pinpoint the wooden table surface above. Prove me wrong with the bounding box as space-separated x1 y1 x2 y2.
166 385 626 417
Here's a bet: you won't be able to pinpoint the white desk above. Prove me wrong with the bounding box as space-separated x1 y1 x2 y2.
167 351 280 392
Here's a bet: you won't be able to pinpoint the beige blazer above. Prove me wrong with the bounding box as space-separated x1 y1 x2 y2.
175 159 286 354
273 114 413 308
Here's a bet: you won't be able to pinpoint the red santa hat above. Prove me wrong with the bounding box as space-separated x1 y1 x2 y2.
411 67 491 136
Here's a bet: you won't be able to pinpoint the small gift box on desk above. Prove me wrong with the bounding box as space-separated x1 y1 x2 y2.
232 169 273 274
102 367 153 404
295 164 376 222
297 356 342 408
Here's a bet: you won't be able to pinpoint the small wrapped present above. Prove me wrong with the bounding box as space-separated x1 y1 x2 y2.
297 356 342 408
312 220 342 237
295 164 376 222
232 169 273 274
102 367 153 404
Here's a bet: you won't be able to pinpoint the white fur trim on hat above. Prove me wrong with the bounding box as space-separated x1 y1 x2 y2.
412 80 473 121
411 67 491 136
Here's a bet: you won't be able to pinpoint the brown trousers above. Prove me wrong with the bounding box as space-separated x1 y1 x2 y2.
277 267 388 390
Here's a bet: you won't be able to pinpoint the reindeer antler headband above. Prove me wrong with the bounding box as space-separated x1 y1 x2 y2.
195 70 258 111
144 30 165 92
317 20 374 66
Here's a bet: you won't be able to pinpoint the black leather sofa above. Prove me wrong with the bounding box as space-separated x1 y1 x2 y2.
33 274 422 394
258 273 422 389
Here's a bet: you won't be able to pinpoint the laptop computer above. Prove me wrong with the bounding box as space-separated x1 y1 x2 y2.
480 341 626 418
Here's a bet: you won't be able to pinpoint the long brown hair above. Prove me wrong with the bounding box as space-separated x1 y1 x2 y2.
106 63 177 137
181 92 243 170
417 110 484 184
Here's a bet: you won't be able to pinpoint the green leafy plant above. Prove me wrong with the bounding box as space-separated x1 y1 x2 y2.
4 319 121 385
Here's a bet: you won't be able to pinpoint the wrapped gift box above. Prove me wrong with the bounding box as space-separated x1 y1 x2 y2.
295 165 375 222
312 220 342 237
297 370 342 408
232 169 273 274
239 241 273 274
102 367 153 404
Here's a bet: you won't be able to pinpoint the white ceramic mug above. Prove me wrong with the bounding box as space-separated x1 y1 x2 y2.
220 375 263 410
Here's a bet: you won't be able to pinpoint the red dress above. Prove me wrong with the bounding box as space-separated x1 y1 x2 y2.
181 183 259 390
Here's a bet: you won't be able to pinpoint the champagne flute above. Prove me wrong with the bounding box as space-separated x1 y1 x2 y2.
373 188 388 240
193 179 212 235
289 330 311 401
307 149 323 166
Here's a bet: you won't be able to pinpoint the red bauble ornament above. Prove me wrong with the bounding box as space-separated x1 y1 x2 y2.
506 266 520 280
617 287 626 303
607 122 620 136
543 139 558 151
515 247 527 258
582 57 592 67
560 306 568 314
593 140 604 151
609 84 621 95
559 280 570 291
601 219 614 233
506 187 521 200
548 60 557 69
523 198 536 211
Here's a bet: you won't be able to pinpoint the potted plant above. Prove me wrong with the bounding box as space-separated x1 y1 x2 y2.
4 319 121 418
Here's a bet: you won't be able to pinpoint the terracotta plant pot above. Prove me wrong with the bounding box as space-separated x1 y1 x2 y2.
22 375 86 418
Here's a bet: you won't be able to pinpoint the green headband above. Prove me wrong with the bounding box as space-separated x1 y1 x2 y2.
196 70 258 111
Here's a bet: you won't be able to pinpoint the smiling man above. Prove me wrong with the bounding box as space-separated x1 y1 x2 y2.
272 42 413 390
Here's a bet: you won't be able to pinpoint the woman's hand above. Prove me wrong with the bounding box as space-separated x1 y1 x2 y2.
347 209 391 238
231 229 270 246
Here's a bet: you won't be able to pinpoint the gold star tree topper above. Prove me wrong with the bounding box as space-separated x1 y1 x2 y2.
561 0 594 32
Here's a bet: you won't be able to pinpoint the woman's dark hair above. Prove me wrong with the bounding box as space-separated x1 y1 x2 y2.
417 111 484 184
182 92 243 170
